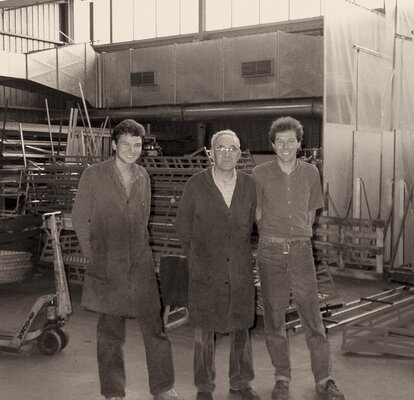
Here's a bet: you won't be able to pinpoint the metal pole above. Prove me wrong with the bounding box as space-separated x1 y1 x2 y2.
0 98 8 159
198 0 206 35
45 98 55 156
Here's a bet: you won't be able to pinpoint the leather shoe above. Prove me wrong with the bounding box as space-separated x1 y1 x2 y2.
316 379 345 400
229 387 261 400
272 380 289 400
196 392 213 400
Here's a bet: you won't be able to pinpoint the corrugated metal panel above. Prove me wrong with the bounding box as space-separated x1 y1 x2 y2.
0 2 60 55
130 45 175 107
100 31 323 108
176 40 223 103
278 31 320 98
103 50 131 108
223 33 278 101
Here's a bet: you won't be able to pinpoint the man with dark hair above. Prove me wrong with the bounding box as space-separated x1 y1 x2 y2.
72 119 180 400
176 130 260 400
252 117 345 400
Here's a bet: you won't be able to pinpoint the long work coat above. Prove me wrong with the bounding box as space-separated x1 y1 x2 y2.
175 167 256 333
71 157 160 317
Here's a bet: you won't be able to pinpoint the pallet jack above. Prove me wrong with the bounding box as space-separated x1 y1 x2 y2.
0 212 72 355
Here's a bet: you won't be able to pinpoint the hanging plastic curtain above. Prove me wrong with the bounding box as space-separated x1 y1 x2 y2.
323 0 390 216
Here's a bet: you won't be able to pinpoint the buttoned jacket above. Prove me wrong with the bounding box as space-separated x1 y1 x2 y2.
175 167 256 333
72 157 160 317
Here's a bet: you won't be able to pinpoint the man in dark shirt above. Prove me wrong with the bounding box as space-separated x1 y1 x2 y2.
252 117 345 400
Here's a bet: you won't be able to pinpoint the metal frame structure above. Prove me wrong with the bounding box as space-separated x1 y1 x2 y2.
288 286 414 343
341 292 414 357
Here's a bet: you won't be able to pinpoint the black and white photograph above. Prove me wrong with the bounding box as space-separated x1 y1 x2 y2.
0 1 413 400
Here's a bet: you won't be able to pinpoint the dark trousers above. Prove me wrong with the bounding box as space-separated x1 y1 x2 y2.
97 313 175 398
194 327 254 393
257 239 331 384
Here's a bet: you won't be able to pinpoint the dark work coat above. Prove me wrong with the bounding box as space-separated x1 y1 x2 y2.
175 167 256 333
71 157 160 317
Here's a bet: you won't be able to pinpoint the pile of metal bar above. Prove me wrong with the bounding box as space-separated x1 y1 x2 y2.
288 286 414 346
0 120 111 213
23 157 105 214
341 286 414 357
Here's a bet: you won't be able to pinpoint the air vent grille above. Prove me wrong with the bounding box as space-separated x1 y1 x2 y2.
242 60 273 77
131 71 155 86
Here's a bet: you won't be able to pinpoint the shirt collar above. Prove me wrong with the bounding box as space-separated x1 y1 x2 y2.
274 158 299 175
111 156 143 182
212 166 237 185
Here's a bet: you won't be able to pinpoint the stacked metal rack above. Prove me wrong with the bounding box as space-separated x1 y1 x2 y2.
142 152 212 259
39 149 256 281
23 156 105 214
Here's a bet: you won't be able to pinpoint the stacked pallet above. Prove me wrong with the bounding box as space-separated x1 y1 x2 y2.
313 215 385 279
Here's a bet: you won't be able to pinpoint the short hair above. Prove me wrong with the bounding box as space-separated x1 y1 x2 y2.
210 129 240 150
268 116 304 144
111 119 146 143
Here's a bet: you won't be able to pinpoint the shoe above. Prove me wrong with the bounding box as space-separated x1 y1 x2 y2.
316 379 345 400
271 380 289 400
196 392 213 400
154 388 182 400
229 387 260 400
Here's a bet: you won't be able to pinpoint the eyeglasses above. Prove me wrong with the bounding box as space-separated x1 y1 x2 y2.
214 146 240 153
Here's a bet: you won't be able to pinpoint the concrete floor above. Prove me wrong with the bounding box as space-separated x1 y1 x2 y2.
1 272 413 400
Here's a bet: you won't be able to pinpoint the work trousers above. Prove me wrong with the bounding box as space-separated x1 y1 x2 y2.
194 327 254 393
257 238 331 384
97 312 175 398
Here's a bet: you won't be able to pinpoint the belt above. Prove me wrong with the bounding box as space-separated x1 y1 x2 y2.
260 236 309 243
259 236 310 255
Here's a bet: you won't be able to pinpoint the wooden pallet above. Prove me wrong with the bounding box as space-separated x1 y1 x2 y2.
313 215 385 279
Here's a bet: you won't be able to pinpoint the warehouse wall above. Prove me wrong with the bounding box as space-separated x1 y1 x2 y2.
101 31 323 108
0 2 66 121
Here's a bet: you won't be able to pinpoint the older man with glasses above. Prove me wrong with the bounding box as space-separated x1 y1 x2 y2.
175 130 260 400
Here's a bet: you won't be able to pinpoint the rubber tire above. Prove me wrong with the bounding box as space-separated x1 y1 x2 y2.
37 329 62 355
56 328 69 350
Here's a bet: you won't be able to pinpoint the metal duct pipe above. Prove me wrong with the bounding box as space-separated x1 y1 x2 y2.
86 100 323 122
182 101 323 120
